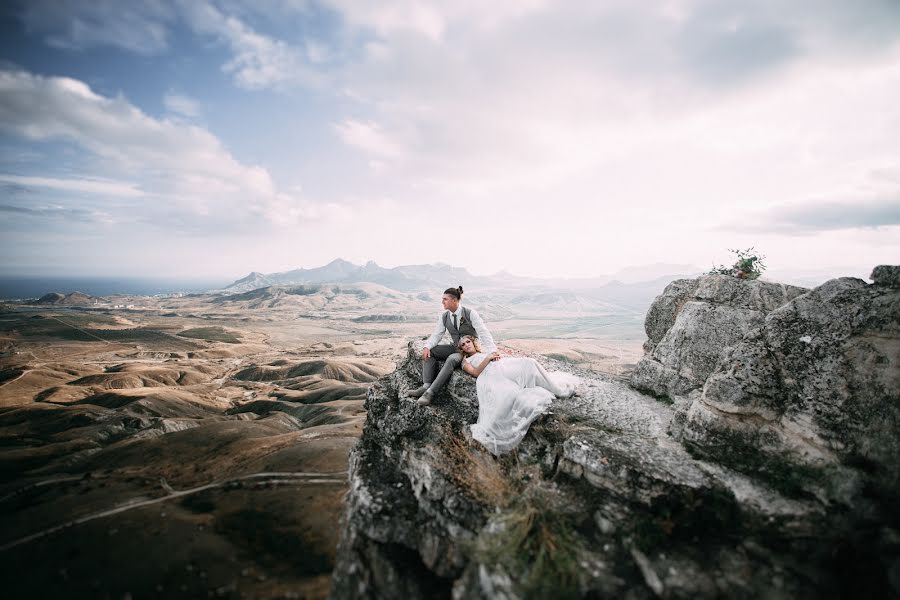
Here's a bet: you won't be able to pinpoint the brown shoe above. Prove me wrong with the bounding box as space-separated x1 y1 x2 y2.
407 385 428 398
416 391 433 406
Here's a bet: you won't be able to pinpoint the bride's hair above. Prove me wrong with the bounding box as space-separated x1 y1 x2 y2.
456 335 482 355
444 285 463 300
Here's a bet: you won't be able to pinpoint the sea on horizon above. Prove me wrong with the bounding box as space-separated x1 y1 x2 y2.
0 277 229 300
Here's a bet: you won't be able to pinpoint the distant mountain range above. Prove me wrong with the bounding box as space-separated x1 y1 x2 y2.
225 259 517 293
224 259 701 294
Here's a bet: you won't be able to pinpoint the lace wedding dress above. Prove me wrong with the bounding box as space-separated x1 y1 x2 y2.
466 353 579 455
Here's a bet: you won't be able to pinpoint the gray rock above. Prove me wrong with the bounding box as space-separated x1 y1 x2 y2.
642 278 698 352
332 334 897 598
872 264 900 288
678 272 900 507
630 275 808 401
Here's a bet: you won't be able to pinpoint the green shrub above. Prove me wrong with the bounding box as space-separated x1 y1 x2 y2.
708 247 767 280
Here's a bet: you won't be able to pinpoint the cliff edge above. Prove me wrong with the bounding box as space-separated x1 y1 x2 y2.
331 267 899 598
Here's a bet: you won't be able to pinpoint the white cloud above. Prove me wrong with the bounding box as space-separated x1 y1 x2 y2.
324 0 549 40
6 1 900 278
13 0 328 90
334 119 406 160
313 1 900 276
0 68 320 230
163 91 201 118
177 0 326 90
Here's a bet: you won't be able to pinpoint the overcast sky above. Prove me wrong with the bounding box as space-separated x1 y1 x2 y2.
1 0 898 281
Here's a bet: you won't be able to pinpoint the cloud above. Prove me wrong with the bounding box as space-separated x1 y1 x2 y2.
15 0 174 55
0 203 113 224
0 67 320 230
15 1 900 94
759 197 900 233
674 11 798 84
0 174 144 197
320 14 900 224
163 92 201 118
6 1 900 277
12 0 327 90
17 0 899 102
334 119 406 160
869 165 900 184
176 0 327 90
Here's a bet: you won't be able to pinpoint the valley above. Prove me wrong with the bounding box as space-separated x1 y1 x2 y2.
0 281 649 598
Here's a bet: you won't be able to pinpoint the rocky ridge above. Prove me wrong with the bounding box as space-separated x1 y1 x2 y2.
35 291 96 305
633 269 899 505
331 267 900 598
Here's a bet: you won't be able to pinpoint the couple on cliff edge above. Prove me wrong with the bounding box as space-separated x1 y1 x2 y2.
408 286 578 455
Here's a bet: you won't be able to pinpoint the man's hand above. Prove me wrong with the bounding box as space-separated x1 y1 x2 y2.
422 347 431 360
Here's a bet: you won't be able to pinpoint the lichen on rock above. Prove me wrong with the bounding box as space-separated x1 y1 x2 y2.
677 273 900 506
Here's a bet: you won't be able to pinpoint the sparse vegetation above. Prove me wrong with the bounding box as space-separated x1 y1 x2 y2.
473 484 587 599
0 313 190 347
440 431 588 598
352 314 407 322
285 285 323 296
441 433 513 507
177 326 241 343
545 352 579 364
708 247 767 280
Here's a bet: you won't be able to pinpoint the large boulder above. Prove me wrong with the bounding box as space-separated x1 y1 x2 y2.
332 340 898 598
631 275 807 401
676 269 900 507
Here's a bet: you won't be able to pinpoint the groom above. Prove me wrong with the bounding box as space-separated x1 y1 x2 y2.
408 285 496 406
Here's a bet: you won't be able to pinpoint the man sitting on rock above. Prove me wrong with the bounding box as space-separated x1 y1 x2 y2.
408 285 496 406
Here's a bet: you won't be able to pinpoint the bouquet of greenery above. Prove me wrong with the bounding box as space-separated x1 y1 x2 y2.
708 247 766 280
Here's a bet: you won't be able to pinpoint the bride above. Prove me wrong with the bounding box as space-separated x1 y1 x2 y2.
457 335 578 455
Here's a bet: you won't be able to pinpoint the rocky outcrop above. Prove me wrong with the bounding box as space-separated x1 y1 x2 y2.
332 328 899 597
630 276 808 401
674 269 900 507
871 265 900 288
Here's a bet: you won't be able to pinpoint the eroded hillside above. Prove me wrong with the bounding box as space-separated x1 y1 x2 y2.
0 306 395 598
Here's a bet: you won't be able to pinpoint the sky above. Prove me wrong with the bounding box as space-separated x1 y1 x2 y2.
1 0 899 282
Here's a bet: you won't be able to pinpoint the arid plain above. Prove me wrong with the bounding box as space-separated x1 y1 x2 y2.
0 282 646 598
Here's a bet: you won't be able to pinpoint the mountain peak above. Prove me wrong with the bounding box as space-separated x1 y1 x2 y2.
234 271 269 284
326 258 357 267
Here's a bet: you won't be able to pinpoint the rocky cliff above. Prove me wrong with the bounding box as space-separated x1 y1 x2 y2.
331 267 899 599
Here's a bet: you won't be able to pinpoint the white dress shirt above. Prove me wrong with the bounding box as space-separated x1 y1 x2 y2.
425 306 496 353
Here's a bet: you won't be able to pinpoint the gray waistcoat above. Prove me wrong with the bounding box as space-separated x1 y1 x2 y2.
443 307 478 346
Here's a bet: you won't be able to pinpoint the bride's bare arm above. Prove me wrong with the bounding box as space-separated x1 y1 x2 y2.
462 360 478 377
462 353 500 378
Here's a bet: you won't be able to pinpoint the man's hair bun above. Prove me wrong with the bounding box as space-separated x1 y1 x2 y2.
444 286 463 300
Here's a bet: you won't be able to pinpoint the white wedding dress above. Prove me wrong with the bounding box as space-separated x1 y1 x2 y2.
466 353 579 456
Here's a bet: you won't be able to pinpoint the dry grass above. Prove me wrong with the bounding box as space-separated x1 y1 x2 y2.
439 430 587 598
474 485 585 599
440 431 515 508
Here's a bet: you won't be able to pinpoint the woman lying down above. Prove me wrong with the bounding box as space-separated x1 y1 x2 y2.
457 335 579 456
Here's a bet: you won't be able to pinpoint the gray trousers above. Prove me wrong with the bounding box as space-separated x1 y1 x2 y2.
424 344 461 392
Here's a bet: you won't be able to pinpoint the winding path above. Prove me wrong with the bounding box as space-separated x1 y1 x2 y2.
0 470 349 553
